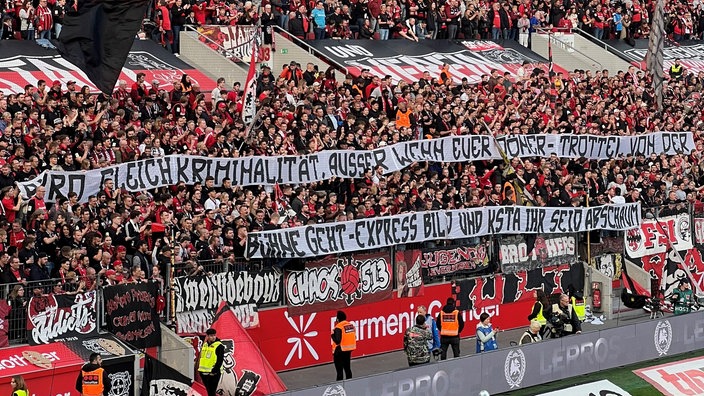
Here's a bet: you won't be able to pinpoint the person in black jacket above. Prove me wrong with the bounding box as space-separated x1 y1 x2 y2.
487 2 510 42
436 297 464 360
76 353 111 396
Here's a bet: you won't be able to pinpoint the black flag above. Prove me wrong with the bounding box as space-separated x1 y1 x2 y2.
55 0 150 94
141 354 207 396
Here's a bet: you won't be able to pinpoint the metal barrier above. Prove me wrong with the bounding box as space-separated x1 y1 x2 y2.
571 26 644 70
533 27 604 70
271 25 350 75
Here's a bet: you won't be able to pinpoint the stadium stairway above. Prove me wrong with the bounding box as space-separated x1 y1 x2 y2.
531 31 632 75
178 28 344 88
179 29 250 87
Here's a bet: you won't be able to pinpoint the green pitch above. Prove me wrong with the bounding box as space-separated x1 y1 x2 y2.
499 349 704 395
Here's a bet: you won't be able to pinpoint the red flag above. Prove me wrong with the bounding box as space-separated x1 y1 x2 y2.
0 300 9 347
208 301 287 396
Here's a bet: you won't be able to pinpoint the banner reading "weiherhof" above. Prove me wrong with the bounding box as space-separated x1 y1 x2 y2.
247 204 641 258
17 133 692 202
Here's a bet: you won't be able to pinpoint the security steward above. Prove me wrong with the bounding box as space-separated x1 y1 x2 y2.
198 328 225 396
669 58 684 80
331 310 356 381
436 297 464 360
76 353 111 396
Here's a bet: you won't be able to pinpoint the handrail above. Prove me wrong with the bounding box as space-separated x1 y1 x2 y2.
534 27 604 70
572 27 644 71
271 24 350 75
182 25 250 70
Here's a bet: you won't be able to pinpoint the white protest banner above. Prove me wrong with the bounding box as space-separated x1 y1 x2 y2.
247 203 641 258
495 131 694 159
625 213 692 258
17 132 693 203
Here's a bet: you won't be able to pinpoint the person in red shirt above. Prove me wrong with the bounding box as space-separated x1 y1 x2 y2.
1 186 22 224
156 0 173 52
35 0 52 39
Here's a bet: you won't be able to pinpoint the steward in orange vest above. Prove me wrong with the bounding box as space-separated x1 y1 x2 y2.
394 100 414 129
436 297 465 360
331 310 356 380
438 64 453 85
76 353 111 396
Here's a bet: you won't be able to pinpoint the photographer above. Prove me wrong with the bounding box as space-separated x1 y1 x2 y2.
672 280 695 316
548 294 582 338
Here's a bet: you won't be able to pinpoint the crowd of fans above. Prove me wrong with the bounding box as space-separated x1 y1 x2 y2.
0 57 703 293
2 0 704 50
1 1 704 344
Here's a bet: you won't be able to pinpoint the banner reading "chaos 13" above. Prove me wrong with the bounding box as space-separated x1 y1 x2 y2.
247 204 641 258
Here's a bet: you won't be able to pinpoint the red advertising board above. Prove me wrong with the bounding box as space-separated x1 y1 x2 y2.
247 282 533 371
0 343 84 396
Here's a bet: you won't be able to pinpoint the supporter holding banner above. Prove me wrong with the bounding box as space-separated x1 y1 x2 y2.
103 282 162 349
499 234 578 273
247 204 642 258
16 133 693 203
172 270 281 313
284 252 393 315
26 290 98 345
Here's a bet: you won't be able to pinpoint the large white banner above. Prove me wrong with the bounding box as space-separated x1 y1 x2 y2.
624 213 692 258
246 203 642 258
16 133 693 203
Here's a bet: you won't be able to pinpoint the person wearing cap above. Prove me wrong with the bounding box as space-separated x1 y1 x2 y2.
104 269 121 286
29 252 50 282
436 297 464 360
198 328 225 396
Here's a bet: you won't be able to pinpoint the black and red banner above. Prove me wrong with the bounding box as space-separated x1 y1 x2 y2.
455 263 584 310
142 354 207 396
0 40 215 94
103 282 162 349
419 243 491 281
26 291 98 345
284 252 393 315
615 39 704 76
307 39 565 83
499 234 578 273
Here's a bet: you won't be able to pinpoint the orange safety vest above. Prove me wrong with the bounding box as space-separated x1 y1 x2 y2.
440 310 460 336
332 320 357 352
396 109 412 128
81 368 104 396
438 68 453 85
